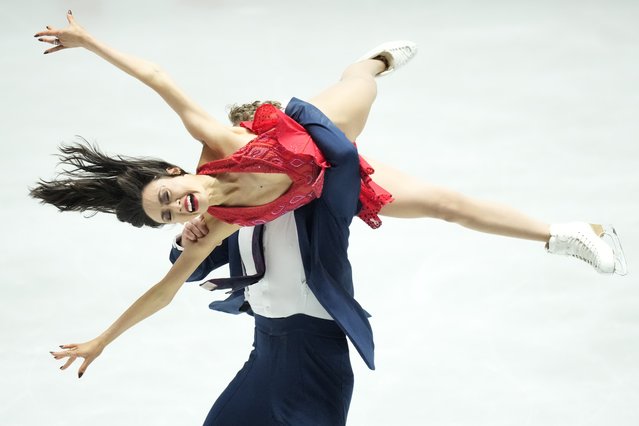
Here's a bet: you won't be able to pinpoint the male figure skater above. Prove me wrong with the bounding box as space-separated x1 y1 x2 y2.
169 98 373 425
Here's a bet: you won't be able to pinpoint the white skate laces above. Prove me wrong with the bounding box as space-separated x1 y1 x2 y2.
546 222 628 275
358 40 418 76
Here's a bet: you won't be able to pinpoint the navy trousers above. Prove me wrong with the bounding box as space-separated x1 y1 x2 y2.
203 314 354 426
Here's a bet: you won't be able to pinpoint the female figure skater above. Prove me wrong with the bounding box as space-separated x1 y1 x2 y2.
32 11 626 275
36 10 626 425
38 11 392 424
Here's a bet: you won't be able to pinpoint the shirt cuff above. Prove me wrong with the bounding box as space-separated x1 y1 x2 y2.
172 235 184 252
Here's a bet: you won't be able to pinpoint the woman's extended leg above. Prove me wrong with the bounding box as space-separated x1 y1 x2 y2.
309 59 385 142
366 158 551 242
295 43 623 273
307 41 417 141
366 157 626 274
307 51 551 242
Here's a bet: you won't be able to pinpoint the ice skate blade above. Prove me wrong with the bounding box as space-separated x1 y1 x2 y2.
602 225 628 276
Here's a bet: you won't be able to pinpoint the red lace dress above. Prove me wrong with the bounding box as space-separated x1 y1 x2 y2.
196 103 393 229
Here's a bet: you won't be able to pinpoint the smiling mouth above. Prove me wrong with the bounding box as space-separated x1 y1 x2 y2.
185 194 199 213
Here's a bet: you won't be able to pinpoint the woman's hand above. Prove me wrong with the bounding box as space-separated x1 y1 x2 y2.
49 338 105 378
35 10 91 54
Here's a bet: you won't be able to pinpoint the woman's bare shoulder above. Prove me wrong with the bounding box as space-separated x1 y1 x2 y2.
197 127 256 167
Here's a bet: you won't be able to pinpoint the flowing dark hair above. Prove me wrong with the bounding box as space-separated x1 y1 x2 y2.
30 140 186 228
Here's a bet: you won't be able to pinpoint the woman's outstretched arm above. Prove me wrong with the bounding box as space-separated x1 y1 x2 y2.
49 215 240 378
35 11 241 158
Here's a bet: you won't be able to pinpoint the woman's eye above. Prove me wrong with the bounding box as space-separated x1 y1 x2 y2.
162 211 172 222
162 190 170 204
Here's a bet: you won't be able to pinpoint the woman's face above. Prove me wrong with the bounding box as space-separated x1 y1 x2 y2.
141 173 209 224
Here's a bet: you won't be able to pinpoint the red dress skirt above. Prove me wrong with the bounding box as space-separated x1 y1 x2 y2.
196 103 393 229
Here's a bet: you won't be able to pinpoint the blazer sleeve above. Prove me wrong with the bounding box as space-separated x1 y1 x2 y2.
285 97 361 219
169 237 231 282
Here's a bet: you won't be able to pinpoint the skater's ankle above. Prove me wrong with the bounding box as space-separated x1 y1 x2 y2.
372 55 390 72
590 224 604 237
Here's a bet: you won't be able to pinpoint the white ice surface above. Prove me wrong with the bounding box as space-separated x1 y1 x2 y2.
1 1 638 425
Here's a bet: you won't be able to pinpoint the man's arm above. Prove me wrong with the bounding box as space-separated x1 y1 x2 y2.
285 98 361 219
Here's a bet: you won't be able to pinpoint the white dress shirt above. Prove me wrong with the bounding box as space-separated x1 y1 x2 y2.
239 212 332 320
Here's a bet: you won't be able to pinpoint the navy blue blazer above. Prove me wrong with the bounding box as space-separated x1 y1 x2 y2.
170 98 375 370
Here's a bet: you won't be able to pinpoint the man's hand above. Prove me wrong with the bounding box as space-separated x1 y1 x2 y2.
179 215 210 248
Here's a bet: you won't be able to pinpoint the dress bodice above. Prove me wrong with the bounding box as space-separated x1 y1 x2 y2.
196 103 328 226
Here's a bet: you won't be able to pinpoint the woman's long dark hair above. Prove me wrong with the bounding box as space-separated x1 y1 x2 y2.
32 101 278 228
30 140 185 228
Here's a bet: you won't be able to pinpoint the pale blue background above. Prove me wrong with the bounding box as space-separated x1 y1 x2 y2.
1 0 638 425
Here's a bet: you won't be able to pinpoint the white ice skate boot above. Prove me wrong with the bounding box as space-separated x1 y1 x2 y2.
358 40 418 76
546 222 627 275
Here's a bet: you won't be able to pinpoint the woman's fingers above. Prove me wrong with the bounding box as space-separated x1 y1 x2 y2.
60 356 76 371
50 344 81 357
49 351 67 360
34 24 60 38
50 345 79 370
78 357 94 378
36 11 86 52
59 343 77 349
44 45 67 55
37 34 67 54
34 29 59 38
50 344 75 358
51 341 100 378
34 10 73 39
37 37 59 45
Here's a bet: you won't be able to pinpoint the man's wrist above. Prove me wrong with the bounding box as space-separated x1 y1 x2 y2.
172 235 184 252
